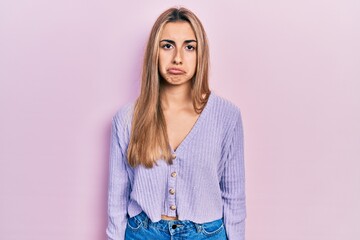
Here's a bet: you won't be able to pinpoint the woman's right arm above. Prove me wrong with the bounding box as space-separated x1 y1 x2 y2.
106 116 131 240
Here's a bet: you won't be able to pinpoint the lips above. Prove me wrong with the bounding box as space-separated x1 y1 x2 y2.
167 68 185 75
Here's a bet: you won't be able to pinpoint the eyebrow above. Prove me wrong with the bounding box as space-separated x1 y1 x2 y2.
160 39 197 44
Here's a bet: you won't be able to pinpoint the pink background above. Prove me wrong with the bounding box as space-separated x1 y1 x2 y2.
1 0 359 239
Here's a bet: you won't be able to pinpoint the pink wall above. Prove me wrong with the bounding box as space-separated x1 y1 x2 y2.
1 0 359 239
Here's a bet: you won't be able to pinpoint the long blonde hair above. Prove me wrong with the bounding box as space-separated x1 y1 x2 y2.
127 7 210 168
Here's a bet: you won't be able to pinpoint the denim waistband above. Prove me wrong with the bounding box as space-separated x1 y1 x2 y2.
133 211 223 233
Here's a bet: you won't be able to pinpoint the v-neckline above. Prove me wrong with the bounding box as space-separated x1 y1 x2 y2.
169 91 214 154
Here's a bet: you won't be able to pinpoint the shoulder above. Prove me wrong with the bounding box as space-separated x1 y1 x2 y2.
207 91 243 149
112 100 136 129
210 91 242 123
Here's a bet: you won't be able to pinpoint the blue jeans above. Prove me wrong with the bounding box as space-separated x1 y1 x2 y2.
125 211 227 240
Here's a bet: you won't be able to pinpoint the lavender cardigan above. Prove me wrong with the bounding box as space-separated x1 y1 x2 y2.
106 91 246 239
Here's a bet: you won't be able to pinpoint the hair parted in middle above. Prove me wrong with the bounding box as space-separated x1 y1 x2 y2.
127 7 211 168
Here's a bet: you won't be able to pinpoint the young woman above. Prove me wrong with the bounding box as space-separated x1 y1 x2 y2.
106 7 246 240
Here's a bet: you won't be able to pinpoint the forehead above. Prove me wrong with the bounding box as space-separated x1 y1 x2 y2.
160 21 196 40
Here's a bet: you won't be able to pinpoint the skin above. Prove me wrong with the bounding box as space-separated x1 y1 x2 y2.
158 21 200 220
158 21 197 88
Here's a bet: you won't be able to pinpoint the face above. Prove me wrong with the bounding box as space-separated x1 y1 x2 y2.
158 21 197 86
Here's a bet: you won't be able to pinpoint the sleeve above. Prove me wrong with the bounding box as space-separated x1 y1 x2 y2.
106 116 131 240
220 110 247 240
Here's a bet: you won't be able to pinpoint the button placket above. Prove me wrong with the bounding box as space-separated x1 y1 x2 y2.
167 153 178 214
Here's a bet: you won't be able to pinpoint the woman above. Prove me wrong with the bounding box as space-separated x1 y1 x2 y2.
106 7 246 240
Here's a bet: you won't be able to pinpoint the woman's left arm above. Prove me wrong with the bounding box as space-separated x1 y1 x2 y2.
220 110 247 240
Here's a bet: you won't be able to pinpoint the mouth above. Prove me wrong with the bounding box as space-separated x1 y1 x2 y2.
167 68 186 75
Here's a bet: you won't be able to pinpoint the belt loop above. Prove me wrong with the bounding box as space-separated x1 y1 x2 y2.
194 223 202 233
143 214 149 229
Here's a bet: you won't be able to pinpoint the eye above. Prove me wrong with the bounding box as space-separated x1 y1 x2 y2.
161 43 173 49
185 45 196 51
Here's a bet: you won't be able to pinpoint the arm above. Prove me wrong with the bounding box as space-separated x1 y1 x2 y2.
106 116 131 240
220 110 247 240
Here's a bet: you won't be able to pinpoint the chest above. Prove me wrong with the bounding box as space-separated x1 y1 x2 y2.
163 109 200 151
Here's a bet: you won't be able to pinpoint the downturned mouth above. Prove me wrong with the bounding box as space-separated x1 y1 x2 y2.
167 68 186 74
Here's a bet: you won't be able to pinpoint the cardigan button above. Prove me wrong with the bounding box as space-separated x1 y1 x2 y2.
169 188 175 195
171 172 177 178
170 205 176 210
171 153 177 159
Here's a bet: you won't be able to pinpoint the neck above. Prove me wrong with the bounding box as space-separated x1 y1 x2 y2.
160 82 193 111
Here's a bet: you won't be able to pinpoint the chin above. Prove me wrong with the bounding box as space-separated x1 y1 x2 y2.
164 76 190 85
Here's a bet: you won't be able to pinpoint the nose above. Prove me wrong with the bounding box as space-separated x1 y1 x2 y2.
173 48 182 64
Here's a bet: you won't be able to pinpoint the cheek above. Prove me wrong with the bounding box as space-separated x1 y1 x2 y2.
159 52 171 69
158 56 166 76
188 55 197 72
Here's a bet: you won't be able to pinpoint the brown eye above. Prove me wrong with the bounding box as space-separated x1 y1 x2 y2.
185 45 196 51
162 44 173 49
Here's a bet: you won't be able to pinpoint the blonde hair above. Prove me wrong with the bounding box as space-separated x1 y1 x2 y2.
127 7 211 168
